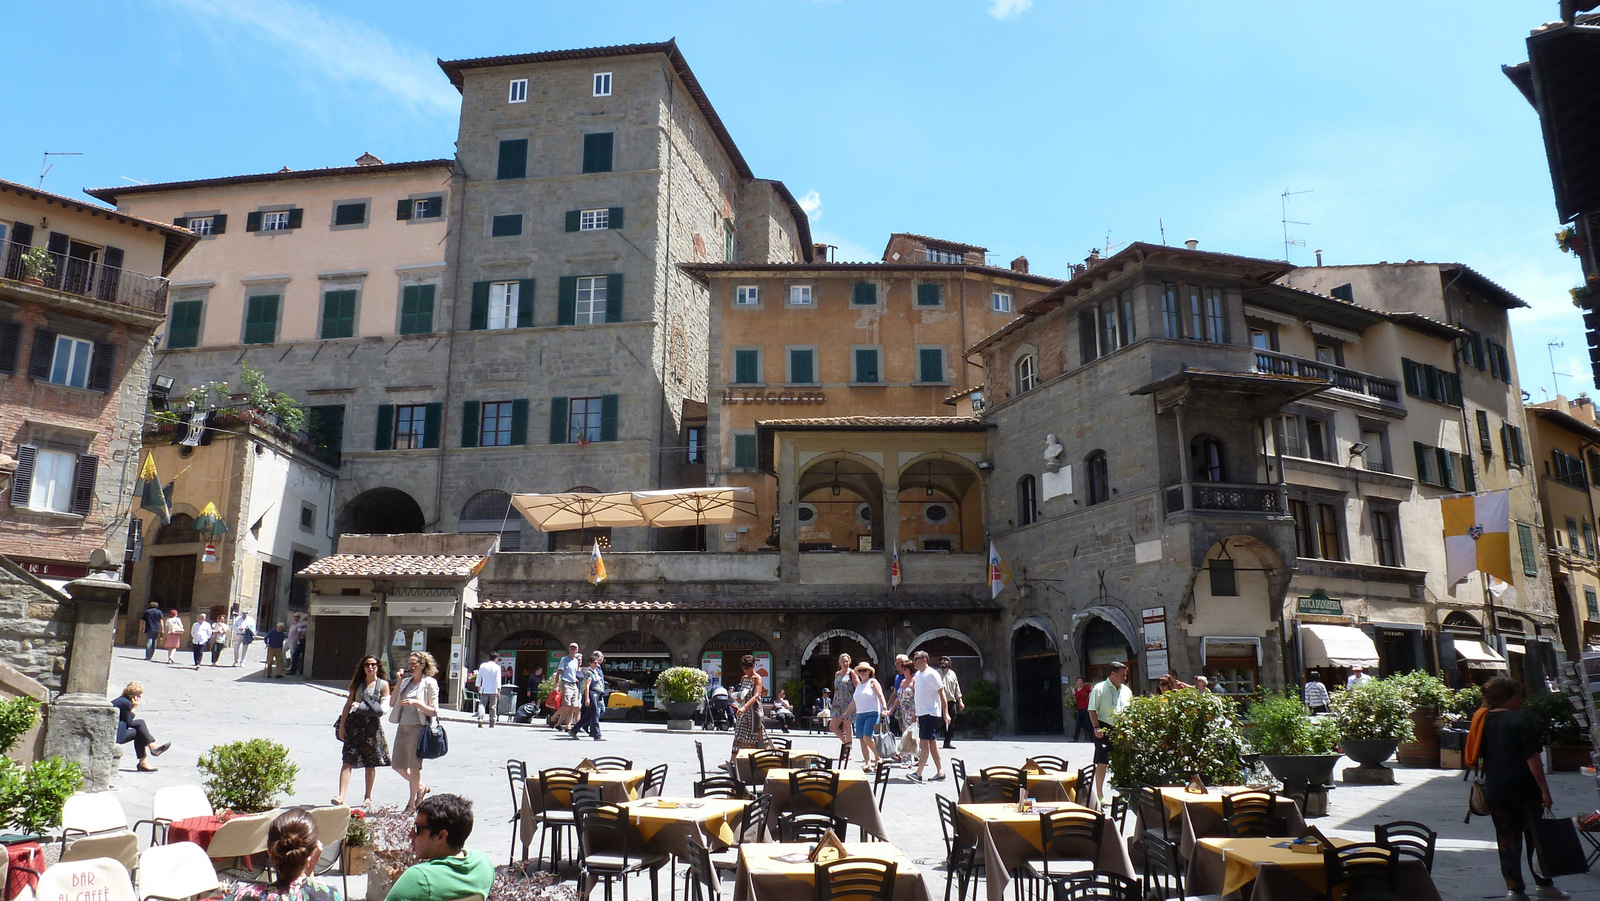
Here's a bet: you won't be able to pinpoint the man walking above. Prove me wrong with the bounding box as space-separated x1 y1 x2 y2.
1346 664 1371 688
1304 671 1331 714
386 794 495 901
938 657 965 749
907 651 948 783
1087 661 1132 809
475 652 502 728
554 642 583 731
231 608 255 667
285 613 307 676
572 651 606 740
140 601 163 661
189 613 212 669
264 622 286 677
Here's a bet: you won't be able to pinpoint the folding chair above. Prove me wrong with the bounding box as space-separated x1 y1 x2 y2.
61 832 140 874
136 841 220 901
134 786 213 846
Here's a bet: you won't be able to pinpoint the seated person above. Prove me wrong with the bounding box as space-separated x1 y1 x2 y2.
387 794 494 901
111 682 170 773
771 689 797 733
224 809 340 901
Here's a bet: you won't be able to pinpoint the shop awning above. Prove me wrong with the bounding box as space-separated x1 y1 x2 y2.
1453 638 1509 670
1301 623 1379 668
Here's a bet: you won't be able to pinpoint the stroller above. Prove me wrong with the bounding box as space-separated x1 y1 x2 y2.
704 687 735 731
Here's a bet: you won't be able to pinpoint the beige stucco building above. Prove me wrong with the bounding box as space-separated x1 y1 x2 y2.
1527 396 1600 657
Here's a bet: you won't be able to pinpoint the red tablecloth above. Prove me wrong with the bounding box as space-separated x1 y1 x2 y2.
169 816 259 869
5 842 41 901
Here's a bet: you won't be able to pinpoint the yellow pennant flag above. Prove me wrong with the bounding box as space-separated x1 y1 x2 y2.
588 540 608 585
1442 490 1512 585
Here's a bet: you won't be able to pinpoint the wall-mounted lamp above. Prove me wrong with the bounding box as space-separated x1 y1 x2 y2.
151 375 175 413
976 460 993 471
831 460 842 496
1348 442 1369 458
39 217 48 230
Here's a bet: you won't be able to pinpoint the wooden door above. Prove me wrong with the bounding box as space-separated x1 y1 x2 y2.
149 554 196 613
310 616 368 680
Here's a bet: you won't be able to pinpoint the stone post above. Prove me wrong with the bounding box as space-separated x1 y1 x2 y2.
42 570 127 791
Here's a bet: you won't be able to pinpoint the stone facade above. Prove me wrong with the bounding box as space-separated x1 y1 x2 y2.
1527 397 1600 658
0 558 71 691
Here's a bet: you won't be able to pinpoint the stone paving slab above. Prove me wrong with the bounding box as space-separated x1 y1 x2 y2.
103 649 1600 899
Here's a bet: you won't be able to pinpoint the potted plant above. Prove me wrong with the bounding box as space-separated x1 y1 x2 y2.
0 696 83 835
655 666 708 729
342 808 372 876
1245 691 1341 806
962 678 1002 739
196 738 299 813
1331 678 1414 778
19 247 53 285
1107 687 1248 789
1389 671 1453 767
1524 690 1592 772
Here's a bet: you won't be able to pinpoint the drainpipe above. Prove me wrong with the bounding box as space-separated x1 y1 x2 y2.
434 164 467 530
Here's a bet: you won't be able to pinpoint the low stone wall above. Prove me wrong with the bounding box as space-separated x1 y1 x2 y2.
0 557 72 693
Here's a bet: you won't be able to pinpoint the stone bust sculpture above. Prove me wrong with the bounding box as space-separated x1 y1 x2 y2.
1043 433 1064 472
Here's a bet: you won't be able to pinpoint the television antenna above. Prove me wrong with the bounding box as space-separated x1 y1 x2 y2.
1549 340 1576 398
39 152 83 189
1280 188 1312 261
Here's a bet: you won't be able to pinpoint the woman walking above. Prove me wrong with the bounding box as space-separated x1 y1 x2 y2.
335 655 391 807
209 617 230 666
1477 674 1571 901
725 654 766 770
889 657 918 765
220 808 341 901
829 653 854 758
162 610 184 664
390 652 440 811
851 662 889 770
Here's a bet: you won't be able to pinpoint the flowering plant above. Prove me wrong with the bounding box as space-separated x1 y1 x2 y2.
1330 678 1415 742
655 666 709 704
1107 688 1248 787
345 807 369 846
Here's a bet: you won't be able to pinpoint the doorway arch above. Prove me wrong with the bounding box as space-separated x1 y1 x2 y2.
701 630 774 691
801 629 879 712
339 488 425 534
1011 621 1062 734
494 629 564 702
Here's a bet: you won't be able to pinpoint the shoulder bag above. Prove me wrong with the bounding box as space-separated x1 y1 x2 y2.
873 721 897 761
417 716 449 760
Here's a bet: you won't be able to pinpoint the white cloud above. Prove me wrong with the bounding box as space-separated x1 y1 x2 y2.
811 229 878 264
162 0 459 116
798 190 823 222
988 0 1033 20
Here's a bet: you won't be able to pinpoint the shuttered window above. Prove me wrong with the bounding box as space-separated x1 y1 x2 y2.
852 282 877 306
732 349 760 385
733 434 758 470
320 290 357 339
9 445 96 516
0 321 21 374
853 348 881 383
498 139 528 180
1518 522 1539 576
244 295 279 344
399 285 435 335
582 133 614 173
168 300 203 349
788 348 815 385
918 347 946 383
916 284 942 307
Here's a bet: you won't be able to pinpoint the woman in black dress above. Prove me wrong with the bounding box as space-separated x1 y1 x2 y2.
334 655 390 807
726 654 766 769
1477 675 1570 900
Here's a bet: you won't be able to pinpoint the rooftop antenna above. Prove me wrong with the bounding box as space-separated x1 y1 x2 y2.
38 152 83 189
1280 188 1311 261
1549 340 1568 398
1158 218 1167 246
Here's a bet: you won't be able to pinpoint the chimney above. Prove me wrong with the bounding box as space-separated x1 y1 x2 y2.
1010 255 1029 274
355 152 384 167
1184 239 1199 251
813 243 830 262
1087 249 1101 266
1314 249 1323 266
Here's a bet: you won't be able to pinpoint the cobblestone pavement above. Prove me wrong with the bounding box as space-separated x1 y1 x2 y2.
106 648 1600 899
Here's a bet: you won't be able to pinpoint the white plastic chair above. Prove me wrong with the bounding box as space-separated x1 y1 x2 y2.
60 792 135 862
61 831 140 873
135 785 214 845
305 805 350 892
136 841 220 901
35 858 137 901
204 812 273 880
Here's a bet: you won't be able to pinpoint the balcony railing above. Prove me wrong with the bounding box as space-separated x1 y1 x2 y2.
3 243 169 314
1164 480 1288 516
1254 349 1399 403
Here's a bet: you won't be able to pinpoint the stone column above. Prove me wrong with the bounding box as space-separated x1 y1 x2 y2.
779 438 800 579
43 571 127 791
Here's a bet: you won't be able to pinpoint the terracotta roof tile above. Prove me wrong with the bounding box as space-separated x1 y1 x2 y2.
299 554 486 578
84 159 455 203
754 415 986 429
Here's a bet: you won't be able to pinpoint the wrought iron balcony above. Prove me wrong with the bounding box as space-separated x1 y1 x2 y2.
3 245 169 314
1164 480 1288 516
1253 349 1399 403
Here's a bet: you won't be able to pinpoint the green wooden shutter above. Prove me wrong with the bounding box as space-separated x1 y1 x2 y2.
734 434 757 470
287 208 304 230
0 321 21 374
1463 453 1477 492
558 277 578 325
245 295 278 344
375 405 394 450
1518 522 1538 575
173 216 189 228
245 211 263 232
470 282 491 330
734 350 758 385
498 139 528 179
919 348 943 383
396 199 414 220
169 300 202 349
510 399 529 446
565 210 581 232
917 284 941 306
211 214 227 235
604 273 623 323
855 348 879 383
852 282 876 305
516 279 536 327
69 454 98 516
422 403 442 449
550 397 569 444
608 207 624 229
321 290 356 339
583 133 614 173
461 401 480 448
790 349 813 385
1413 442 1430 485
599 394 619 441
1436 448 1454 489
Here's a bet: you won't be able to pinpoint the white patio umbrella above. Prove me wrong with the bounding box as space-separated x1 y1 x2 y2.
510 492 648 531
630 487 758 528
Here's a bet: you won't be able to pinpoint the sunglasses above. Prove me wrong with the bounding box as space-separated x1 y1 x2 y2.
412 822 434 836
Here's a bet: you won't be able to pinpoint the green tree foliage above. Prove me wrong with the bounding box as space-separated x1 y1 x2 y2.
1108 689 1248 787
197 739 298 812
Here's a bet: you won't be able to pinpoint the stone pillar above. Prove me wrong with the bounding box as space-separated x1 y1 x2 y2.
43 571 127 791
779 438 799 579
882 471 900 562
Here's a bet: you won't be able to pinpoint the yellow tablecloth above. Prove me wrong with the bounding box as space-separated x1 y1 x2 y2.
956 802 1135 901
1197 836 1351 897
1155 786 1255 821
763 768 886 840
960 770 1079 803
732 842 930 901
735 748 830 782
518 769 648 857
622 797 747 848
1151 787 1308 859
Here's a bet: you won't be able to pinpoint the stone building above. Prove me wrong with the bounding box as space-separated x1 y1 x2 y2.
1526 396 1600 657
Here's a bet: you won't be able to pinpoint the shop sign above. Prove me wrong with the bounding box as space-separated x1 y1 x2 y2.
754 652 773 681
1297 590 1343 616
448 642 462 679
392 629 406 647
701 652 723 692
309 600 370 617
386 600 457 619
719 388 826 406
1088 645 1127 666
1142 607 1168 681
16 561 89 580
411 630 425 652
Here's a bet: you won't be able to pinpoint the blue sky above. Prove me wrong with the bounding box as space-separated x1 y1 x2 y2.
3 1 1586 400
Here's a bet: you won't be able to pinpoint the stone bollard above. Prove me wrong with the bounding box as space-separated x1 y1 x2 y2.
41 567 128 791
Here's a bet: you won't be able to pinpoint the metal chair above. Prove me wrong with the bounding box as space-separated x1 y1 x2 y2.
134 785 214 846
1141 835 1221 901
1106 794 1128 836
789 769 841 813
775 811 848 842
1221 790 1283 838
694 776 748 800
137 841 221 901
506 759 530 864
951 758 968 795
837 743 852 767
711 794 770 876
1071 766 1096 808
966 776 1018 804
641 764 669 799
1323 842 1400 901
872 760 892 811
1132 785 1171 842
1375 819 1437 872
936 794 981 901
1049 871 1138 901
1026 755 1070 773
576 802 669 901
680 836 720 901
1021 808 1104 894
37 858 137 901
536 767 591 872
814 857 896 901
767 737 792 751
695 740 709 782
591 756 634 772
978 767 1023 802
748 749 790 790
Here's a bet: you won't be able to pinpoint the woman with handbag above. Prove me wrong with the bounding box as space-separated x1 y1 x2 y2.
849 662 889 771
162 610 184 664
390 652 440 812
335 655 391 807
1478 675 1571 901
888 657 918 765
725 654 767 770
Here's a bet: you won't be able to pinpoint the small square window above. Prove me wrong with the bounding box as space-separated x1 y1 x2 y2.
491 214 523 237
735 286 760 306
789 285 813 306
509 78 528 103
333 202 367 227
261 210 291 232
300 504 316 532
579 209 609 231
187 216 215 236
992 292 1013 313
593 72 612 97
411 196 442 219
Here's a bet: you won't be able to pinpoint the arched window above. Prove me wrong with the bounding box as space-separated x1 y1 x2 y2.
154 513 197 545
1190 435 1226 482
1014 354 1038 394
1017 475 1038 525
1085 452 1109 505
459 489 521 551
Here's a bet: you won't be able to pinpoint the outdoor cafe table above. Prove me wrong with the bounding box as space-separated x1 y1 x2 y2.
1186 836 1442 901
1152 787 1308 858
735 748 830 783
620 797 749 860
523 769 648 816
763 768 887 840
956 802 1136 901
732 842 931 901
958 770 1079 804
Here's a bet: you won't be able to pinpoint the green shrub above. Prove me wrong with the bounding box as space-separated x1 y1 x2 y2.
197 739 298 812
1449 685 1483 719
1108 689 1248 787
967 678 1000 709
1387 671 1453 710
1330 679 1415 742
655 667 708 704
0 698 81 834
1524 690 1586 747
1246 691 1340 755
962 705 1004 733
0 697 40 754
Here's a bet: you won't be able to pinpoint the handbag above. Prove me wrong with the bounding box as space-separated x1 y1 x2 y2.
1463 765 1488 823
873 722 897 760
1535 812 1590 877
416 717 449 760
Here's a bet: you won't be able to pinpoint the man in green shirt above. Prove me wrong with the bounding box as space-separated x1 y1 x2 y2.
1086 661 1132 808
387 794 495 901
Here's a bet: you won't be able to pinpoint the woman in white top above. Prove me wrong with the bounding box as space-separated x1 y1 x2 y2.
850 662 889 770
389 651 440 811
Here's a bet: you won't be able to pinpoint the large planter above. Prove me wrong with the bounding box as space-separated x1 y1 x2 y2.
1259 754 1341 796
343 845 371 876
1341 738 1400 769
1397 708 1443 768
664 700 699 729
1547 744 1594 772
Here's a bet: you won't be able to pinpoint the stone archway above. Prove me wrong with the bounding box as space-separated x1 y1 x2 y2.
339 487 425 535
1011 620 1062 734
908 628 985 669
